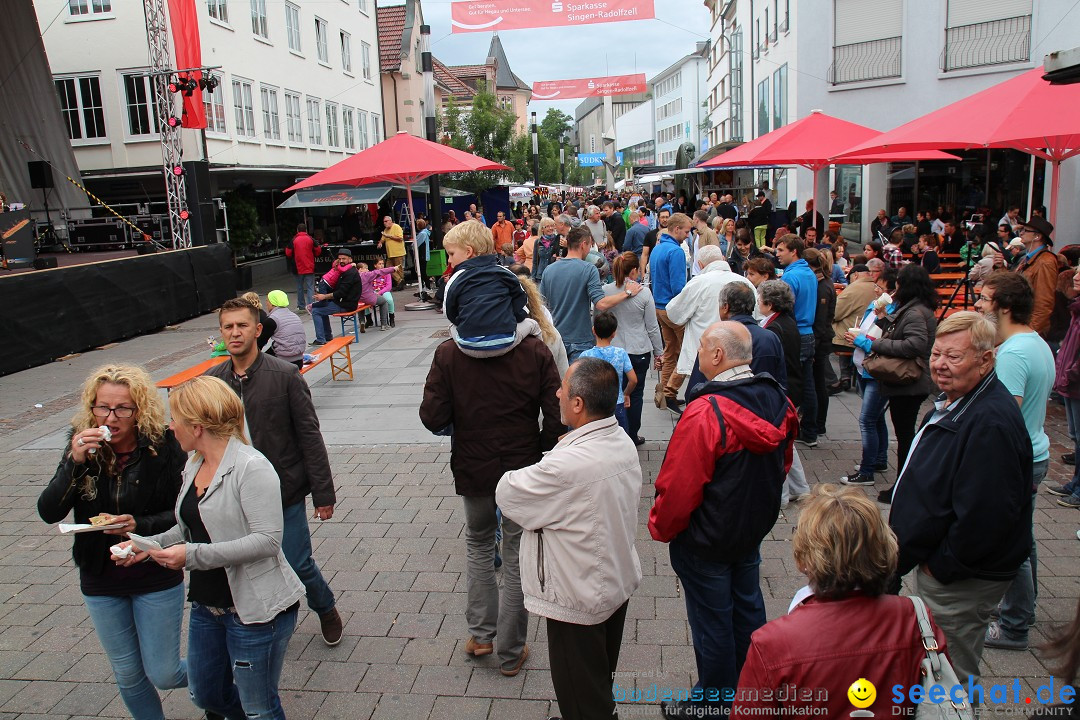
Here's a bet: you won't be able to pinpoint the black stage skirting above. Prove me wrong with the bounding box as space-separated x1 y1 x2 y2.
0 245 236 376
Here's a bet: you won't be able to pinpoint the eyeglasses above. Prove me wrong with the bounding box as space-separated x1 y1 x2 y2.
91 405 135 419
1018 228 1037 236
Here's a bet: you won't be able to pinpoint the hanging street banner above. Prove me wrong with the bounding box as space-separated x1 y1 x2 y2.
532 74 648 100
578 153 624 167
451 0 654 33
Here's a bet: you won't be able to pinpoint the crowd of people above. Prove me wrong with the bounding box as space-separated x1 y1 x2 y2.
37 185 1080 720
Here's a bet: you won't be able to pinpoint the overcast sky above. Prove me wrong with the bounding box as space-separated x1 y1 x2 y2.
408 0 712 119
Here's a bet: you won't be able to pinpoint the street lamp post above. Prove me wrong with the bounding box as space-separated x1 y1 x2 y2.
560 143 565 185
531 112 539 189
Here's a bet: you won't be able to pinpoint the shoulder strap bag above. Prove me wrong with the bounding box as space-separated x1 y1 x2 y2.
863 306 925 385
909 596 975 720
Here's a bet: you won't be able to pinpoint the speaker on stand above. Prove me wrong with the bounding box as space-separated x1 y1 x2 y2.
27 161 61 251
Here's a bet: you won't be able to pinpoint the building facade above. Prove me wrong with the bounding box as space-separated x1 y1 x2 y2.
704 0 1078 237
650 42 709 168
40 0 383 237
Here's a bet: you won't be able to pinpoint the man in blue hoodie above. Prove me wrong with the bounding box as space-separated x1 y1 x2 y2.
651 212 692 415
776 234 820 446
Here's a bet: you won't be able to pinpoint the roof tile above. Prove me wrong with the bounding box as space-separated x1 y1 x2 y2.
376 4 406 72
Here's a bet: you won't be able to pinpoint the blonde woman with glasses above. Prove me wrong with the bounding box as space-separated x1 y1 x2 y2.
38 364 187 720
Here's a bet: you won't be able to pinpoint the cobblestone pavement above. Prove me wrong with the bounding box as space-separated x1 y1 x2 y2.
0 276 1076 719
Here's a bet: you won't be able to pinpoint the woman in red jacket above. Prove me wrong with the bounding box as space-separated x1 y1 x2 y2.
733 486 947 718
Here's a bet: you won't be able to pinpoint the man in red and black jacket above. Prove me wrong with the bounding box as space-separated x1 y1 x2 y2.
285 223 322 312
649 321 797 719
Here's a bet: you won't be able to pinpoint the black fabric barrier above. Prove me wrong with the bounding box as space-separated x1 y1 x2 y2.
0 245 236 377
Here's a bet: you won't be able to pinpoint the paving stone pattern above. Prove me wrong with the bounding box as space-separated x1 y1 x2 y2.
0 277 1076 719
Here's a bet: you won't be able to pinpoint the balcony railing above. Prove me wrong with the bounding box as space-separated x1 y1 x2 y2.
828 36 902 85
941 15 1031 72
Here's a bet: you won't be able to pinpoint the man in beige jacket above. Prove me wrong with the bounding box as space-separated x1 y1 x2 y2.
497 358 643 720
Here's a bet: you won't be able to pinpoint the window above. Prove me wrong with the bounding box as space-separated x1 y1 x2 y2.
232 78 256 138
250 0 268 38
307 97 322 144
55 76 106 140
342 107 355 149
340 32 352 73
202 72 227 133
942 0 1031 71
371 114 381 143
358 0 368 12
756 78 769 137
285 3 301 52
326 102 340 147
208 0 228 23
69 0 111 16
657 124 683 144
361 42 372 80
772 64 787 130
357 110 369 148
122 73 158 137
260 85 280 140
831 0 902 84
285 91 302 143
315 18 329 63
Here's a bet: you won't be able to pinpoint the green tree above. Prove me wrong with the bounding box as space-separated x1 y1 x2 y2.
539 108 572 143
440 83 518 194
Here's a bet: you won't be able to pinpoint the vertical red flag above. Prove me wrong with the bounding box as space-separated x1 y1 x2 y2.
166 0 206 129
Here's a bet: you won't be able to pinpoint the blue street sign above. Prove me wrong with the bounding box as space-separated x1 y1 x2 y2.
578 152 624 167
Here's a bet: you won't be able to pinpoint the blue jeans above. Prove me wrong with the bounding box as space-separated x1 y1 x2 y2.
858 375 890 476
627 352 652 439
669 541 765 707
187 602 297 720
997 459 1048 639
83 584 187 720
614 402 629 434
296 274 314 309
310 301 347 343
1064 397 1080 498
798 334 818 439
282 501 335 615
564 341 595 364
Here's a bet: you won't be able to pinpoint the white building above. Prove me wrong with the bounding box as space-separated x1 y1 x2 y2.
39 0 383 235
615 100 656 169
650 42 709 168
704 0 1078 237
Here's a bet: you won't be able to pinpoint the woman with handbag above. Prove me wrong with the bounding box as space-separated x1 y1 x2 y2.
848 265 938 503
732 486 954 719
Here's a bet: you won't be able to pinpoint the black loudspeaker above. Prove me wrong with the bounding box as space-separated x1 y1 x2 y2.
28 161 54 189
136 243 157 255
183 160 215 246
33 257 58 270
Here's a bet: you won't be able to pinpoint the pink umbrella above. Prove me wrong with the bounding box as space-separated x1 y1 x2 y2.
699 111 958 226
834 68 1080 224
287 132 510 292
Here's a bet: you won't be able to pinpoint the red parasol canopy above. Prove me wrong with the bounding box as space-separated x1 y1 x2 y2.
286 131 509 191
286 132 509 302
699 111 958 224
834 68 1080 224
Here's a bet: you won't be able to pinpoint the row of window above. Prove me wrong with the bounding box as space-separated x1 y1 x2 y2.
654 73 682 98
55 73 383 151
657 123 684 145
656 97 682 122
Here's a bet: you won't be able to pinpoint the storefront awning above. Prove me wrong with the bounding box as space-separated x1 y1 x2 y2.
277 185 390 209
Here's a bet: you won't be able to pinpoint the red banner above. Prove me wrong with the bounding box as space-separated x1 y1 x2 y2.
451 0 654 33
167 0 206 129
532 74 647 100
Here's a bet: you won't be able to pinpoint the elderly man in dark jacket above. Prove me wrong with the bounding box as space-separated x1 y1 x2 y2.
419 327 562 678
889 311 1032 687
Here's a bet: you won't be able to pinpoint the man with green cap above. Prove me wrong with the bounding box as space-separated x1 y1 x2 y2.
266 290 307 369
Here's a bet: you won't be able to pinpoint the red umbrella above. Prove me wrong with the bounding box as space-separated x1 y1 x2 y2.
834 68 1080 224
699 111 957 226
287 132 510 294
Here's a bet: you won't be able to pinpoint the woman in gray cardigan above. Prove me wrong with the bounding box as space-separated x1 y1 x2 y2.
115 376 303 720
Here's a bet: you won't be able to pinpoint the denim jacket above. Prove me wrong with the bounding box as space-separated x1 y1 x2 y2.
149 438 304 623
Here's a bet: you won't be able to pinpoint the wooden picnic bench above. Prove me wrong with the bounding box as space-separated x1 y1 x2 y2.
157 336 355 389
332 303 373 342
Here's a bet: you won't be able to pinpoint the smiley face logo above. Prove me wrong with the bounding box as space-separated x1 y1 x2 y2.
848 678 876 709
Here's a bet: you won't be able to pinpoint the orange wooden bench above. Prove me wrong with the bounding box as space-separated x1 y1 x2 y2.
156 356 228 389
158 337 355 390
